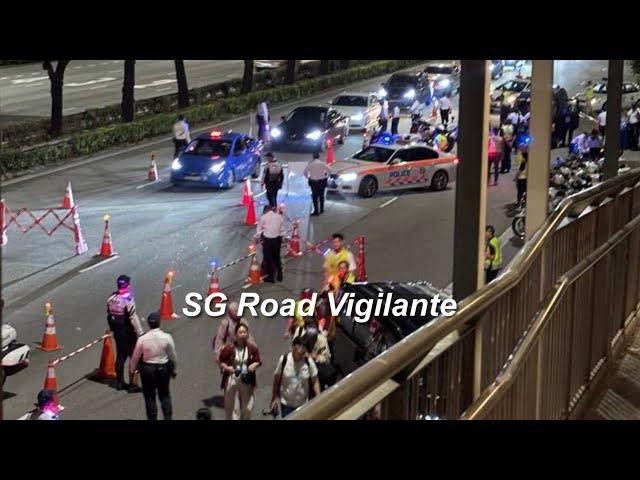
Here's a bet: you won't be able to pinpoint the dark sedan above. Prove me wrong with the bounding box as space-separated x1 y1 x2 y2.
269 106 350 151
379 72 433 109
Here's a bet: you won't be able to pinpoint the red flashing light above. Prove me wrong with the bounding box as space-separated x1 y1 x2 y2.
453 158 460 165
210 130 222 137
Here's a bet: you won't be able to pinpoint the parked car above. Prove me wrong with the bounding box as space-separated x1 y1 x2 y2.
329 92 381 130
270 106 350 151
423 62 460 97
574 80 640 113
378 71 433 109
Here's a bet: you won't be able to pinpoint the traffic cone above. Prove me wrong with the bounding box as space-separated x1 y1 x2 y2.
1 198 7 247
37 302 63 352
247 242 263 284
160 270 179 320
62 182 74 209
241 179 251 206
287 220 301 257
326 138 334 166
43 360 60 405
71 206 88 255
99 214 115 258
245 194 257 226
90 330 117 381
355 235 368 282
148 153 159 182
206 269 222 301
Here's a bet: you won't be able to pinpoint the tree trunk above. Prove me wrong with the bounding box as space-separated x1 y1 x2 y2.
242 60 254 94
121 60 136 122
320 60 330 75
339 60 350 70
175 60 189 109
285 60 297 84
43 60 70 138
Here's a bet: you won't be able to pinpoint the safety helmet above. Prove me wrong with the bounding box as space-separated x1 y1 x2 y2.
117 275 131 289
37 389 54 407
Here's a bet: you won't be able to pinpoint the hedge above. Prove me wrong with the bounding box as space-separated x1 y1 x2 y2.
0 60 422 176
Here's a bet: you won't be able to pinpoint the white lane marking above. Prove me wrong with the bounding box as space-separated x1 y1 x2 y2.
89 85 109 90
379 196 398 209
88 64 97 67
3 64 427 187
108 69 120 74
78 255 120 273
24 82 45 88
100 62 110 66
63 107 80 112
136 180 161 189
15 74 24 78
156 87 172 92
111 61 120 64
67 77 116 87
242 283 251 289
30 72 39 76
134 79 176 89
11 76 49 84
73 66 83 70
254 190 266 198
0 76 8 80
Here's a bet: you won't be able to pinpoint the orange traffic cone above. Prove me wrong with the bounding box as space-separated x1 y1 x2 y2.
43 360 60 405
355 235 368 282
245 194 257 226
247 242 263 284
241 179 251 206
160 270 179 320
62 182 74 209
326 138 334 166
148 153 159 182
90 330 117 381
37 302 63 352
99 214 116 258
206 269 222 301
287 220 301 257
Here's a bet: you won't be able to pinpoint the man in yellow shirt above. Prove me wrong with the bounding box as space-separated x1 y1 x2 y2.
324 233 356 282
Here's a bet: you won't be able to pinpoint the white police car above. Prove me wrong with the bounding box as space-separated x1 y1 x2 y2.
327 143 458 198
1 324 30 388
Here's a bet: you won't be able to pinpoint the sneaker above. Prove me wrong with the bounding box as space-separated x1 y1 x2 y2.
116 381 127 391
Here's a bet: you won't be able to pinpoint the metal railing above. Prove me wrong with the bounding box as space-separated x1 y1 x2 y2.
290 168 640 420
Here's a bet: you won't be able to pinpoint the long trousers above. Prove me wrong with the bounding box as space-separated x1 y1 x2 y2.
139 362 172 420
309 179 327 214
262 236 282 281
114 334 136 384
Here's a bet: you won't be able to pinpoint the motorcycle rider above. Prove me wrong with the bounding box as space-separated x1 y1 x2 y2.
107 275 144 392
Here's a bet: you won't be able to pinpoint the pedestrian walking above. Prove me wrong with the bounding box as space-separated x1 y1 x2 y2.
270 336 321 418
378 99 389 132
256 205 284 283
284 288 315 339
262 153 284 209
627 104 640 151
484 225 503 284
438 95 452 127
219 323 261 420
172 114 191 158
130 312 178 421
303 152 331 216
488 128 503 186
256 101 270 142
501 120 514 173
107 274 144 392
299 320 335 391
213 301 254 363
391 105 401 135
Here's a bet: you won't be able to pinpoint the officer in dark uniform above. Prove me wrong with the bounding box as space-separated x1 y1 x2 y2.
262 153 284 209
107 275 144 392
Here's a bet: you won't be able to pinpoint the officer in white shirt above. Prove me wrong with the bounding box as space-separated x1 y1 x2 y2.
437 95 453 126
378 99 389 132
130 312 178 420
255 205 285 283
598 109 607 139
172 114 191 157
390 106 401 135
628 105 640 150
303 152 332 216
507 109 521 130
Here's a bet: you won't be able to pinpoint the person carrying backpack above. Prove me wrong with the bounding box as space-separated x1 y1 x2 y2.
270 336 321 418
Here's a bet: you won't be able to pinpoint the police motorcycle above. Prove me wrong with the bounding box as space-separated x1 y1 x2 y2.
1 323 30 389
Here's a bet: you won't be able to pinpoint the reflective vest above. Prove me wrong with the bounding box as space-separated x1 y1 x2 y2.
324 248 353 277
293 300 313 327
328 271 355 292
485 236 503 270
515 152 527 180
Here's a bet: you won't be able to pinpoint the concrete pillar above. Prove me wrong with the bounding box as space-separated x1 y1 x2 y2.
603 60 624 180
452 60 490 301
526 60 554 239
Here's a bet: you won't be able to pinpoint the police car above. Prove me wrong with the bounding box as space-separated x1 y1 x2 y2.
171 130 263 188
327 143 458 198
1 324 30 389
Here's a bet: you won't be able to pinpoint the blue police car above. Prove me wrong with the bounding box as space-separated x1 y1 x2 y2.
170 130 263 188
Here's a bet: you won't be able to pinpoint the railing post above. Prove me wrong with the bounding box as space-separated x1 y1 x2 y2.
603 60 623 181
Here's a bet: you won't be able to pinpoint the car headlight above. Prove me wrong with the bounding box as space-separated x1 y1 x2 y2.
350 113 364 121
171 159 182 171
271 127 282 138
378 87 387 98
403 89 416 99
439 79 451 88
209 162 225 174
339 172 357 182
305 129 322 140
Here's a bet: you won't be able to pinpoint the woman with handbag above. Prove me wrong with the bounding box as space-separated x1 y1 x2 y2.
219 323 261 420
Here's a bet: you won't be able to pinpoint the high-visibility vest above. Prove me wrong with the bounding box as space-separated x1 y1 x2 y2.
485 236 503 270
325 248 353 277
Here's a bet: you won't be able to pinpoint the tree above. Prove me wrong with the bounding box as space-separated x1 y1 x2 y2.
174 60 189 109
320 60 330 75
121 60 136 122
285 60 297 84
630 60 640 77
339 60 350 70
42 60 70 137
242 60 254 94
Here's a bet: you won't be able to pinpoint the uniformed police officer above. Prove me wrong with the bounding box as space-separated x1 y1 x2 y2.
107 275 144 392
484 226 503 284
130 312 177 420
262 153 284 208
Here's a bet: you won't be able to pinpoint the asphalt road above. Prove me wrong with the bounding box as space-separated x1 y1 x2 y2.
0 60 244 120
2 60 629 420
